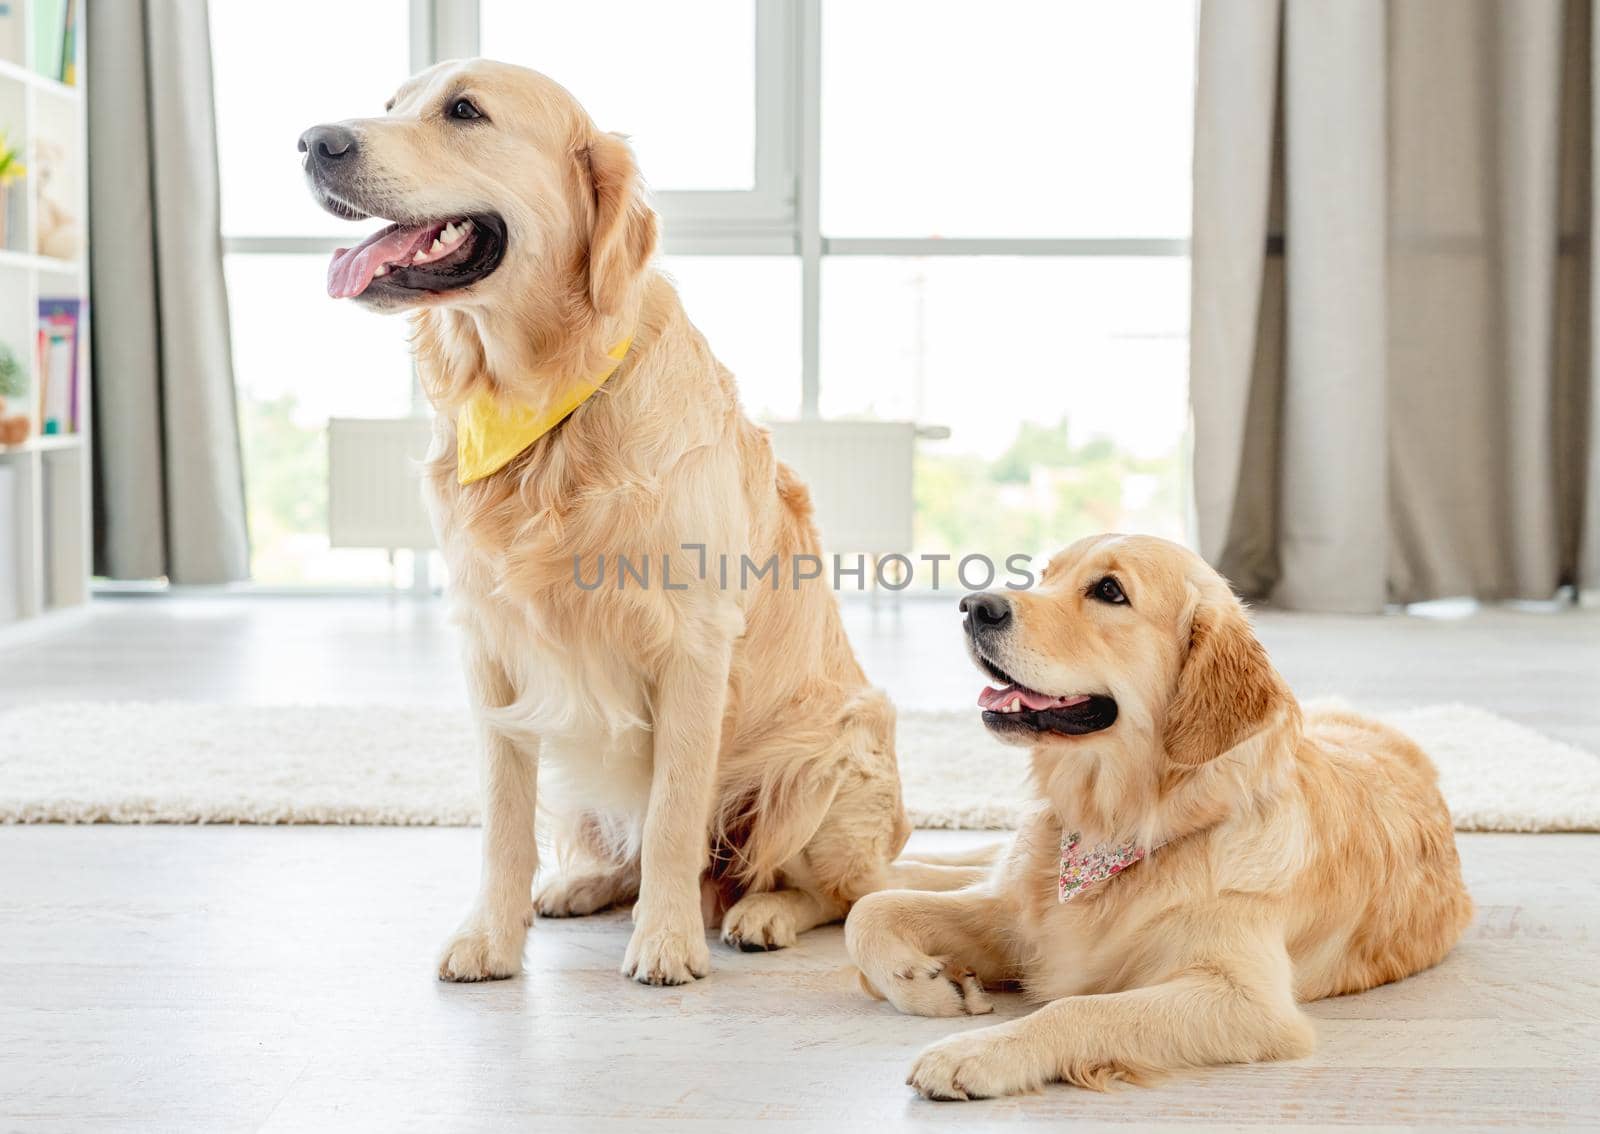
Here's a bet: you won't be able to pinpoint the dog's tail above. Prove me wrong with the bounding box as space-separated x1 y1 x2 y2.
879 840 1004 891
900 842 1004 867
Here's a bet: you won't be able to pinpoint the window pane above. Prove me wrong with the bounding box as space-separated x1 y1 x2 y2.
661 257 800 420
822 2 1197 238
481 1 756 190
225 255 414 584
226 255 796 583
820 258 1190 562
211 1 411 236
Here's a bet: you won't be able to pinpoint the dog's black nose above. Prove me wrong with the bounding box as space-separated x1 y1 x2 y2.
960 592 1012 632
298 124 358 164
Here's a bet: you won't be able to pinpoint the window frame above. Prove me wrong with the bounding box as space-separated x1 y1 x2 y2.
219 0 1192 419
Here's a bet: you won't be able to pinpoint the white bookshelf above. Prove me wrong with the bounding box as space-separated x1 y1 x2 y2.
0 0 87 631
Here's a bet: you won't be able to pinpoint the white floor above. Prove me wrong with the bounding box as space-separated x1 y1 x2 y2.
2 595 1598 1129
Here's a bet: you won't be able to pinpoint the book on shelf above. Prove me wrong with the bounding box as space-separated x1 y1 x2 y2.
0 3 22 71
31 0 76 84
36 295 79 435
59 0 76 85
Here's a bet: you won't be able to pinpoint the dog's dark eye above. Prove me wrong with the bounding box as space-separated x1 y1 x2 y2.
1091 576 1128 605
450 98 483 121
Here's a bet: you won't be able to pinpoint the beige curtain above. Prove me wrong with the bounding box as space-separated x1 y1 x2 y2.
87 0 250 583
1192 0 1599 612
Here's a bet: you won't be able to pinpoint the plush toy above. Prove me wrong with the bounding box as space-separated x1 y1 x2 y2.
33 139 80 261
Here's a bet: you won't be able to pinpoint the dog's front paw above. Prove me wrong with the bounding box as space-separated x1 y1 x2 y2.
878 955 993 1018
721 891 799 952
437 915 528 982
623 908 710 985
908 1024 1042 1101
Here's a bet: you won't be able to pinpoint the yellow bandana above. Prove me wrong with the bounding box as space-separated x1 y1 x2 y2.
456 338 633 485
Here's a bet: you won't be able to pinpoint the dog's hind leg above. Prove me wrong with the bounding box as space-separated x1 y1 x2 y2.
536 861 640 918
711 690 903 951
721 887 847 951
535 810 641 917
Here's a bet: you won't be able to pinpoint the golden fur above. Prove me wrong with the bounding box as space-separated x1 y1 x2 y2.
311 59 980 985
845 534 1472 1099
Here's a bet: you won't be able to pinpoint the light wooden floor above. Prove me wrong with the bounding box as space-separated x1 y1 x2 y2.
2 595 1598 1129
2 827 1596 1130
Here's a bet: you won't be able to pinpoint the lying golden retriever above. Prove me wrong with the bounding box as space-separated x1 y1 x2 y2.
302 60 976 984
846 534 1472 1099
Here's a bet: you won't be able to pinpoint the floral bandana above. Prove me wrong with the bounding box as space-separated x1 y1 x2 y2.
1058 831 1155 903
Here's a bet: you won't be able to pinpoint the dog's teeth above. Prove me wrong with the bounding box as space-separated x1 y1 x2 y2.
374 265 388 277
413 249 427 263
461 219 473 232
430 237 446 253
443 222 459 241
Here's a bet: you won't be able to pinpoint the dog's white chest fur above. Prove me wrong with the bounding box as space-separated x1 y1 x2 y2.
466 582 661 813
422 385 748 826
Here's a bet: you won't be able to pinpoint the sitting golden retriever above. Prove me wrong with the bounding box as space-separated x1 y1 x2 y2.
846 534 1472 1099
302 60 976 985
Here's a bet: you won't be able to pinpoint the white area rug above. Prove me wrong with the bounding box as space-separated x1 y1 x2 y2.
2 702 1597 831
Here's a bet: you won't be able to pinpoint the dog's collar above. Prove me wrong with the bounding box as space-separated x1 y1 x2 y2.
1058 831 1161 903
455 336 633 485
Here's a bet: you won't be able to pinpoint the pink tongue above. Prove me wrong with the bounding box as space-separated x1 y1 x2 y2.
327 222 440 298
978 684 1093 712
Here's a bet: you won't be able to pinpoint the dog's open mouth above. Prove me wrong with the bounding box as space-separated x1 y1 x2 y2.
975 659 1117 738
326 214 506 299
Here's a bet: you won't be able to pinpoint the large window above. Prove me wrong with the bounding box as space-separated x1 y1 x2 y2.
211 0 1195 584
481 2 757 191
823 258 1189 559
820 4 1195 240
211 0 415 584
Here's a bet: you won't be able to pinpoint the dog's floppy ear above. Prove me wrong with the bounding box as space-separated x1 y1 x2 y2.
583 131 658 315
1163 592 1284 766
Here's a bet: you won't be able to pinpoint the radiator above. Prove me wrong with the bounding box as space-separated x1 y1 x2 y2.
766 419 936 556
325 415 933 557
327 417 437 550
